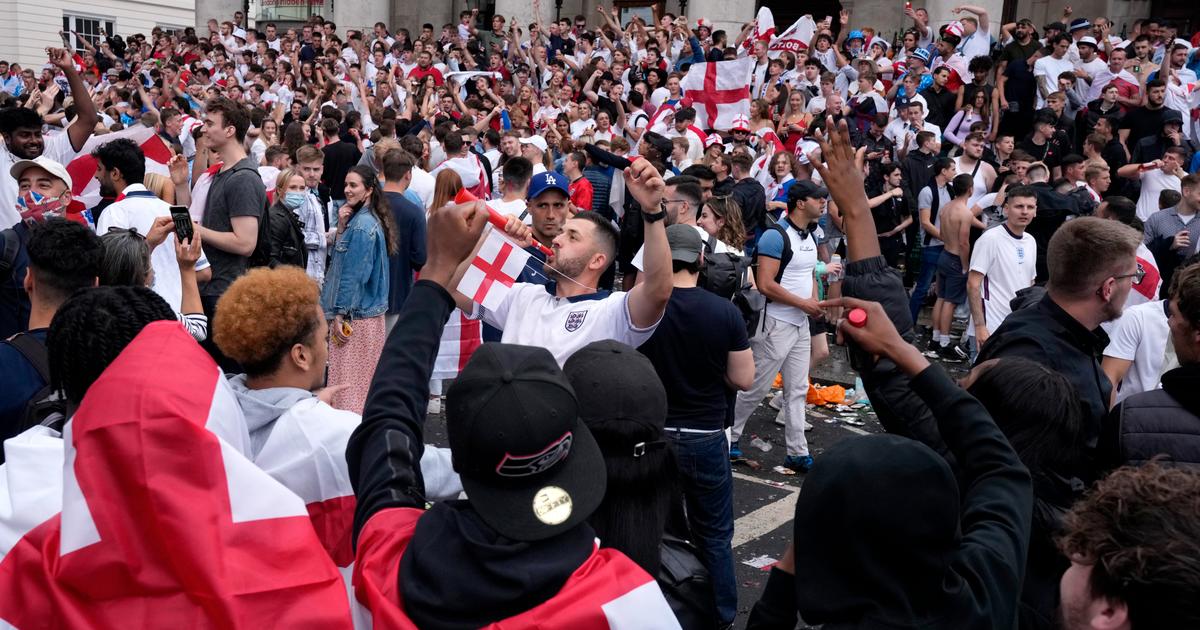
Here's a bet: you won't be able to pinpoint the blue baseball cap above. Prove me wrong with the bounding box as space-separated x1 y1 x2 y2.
527 170 569 200
847 30 865 42
910 48 932 65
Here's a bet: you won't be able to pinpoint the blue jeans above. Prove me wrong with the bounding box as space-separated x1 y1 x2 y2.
909 244 944 323
669 429 736 624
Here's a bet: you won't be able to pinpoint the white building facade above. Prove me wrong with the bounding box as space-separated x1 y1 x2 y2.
0 0 195 67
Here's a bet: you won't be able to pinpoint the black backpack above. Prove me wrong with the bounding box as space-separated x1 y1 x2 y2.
0 227 20 283
698 235 752 299
657 534 718 630
734 221 795 339
0 333 65 456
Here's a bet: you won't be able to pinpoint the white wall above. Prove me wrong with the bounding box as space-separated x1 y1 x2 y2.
0 0 195 67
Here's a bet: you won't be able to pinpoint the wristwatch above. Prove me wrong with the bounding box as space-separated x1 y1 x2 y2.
641 201 668 223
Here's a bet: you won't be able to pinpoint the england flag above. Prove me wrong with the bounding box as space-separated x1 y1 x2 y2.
0 322 353 628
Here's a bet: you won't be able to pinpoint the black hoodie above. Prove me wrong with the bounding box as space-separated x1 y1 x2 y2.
748 362 1032 629
346 280 618 627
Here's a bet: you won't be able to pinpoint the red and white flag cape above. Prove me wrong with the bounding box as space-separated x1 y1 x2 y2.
0 322 352 628
681 58 754 131
354 509 683 629
457 226 531 312
768 16 817 58
64 126 174 214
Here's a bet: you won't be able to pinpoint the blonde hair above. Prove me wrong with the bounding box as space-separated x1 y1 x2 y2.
142 172 175 204
275 167 305 198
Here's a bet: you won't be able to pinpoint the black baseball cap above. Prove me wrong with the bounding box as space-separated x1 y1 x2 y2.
789 179 829 202
446 343 606 542
564 340 668 456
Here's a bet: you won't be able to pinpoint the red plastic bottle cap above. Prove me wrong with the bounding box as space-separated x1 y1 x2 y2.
847 308 868 328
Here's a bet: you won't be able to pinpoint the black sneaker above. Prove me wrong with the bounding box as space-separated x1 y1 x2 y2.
937 343 968 362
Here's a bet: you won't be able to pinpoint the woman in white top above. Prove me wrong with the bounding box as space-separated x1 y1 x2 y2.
251 118 280 164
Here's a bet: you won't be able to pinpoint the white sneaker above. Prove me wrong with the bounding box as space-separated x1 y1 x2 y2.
769 392 783 410
427 397 442 416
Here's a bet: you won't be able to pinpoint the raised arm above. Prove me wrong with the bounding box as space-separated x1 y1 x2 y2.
624 158 671 328
47 47 98 151
952 5 990 32
348 202 488 538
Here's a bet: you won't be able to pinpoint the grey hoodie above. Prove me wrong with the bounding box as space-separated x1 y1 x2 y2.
227 374 462 502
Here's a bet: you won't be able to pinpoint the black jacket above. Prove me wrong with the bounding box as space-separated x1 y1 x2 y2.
1025 182 1081 283
266 200 308 270
976 293 1112 472
346 281 600 628
731 176 767 236
748 358 1032 629
1100 362 1200 471
900 150 937 218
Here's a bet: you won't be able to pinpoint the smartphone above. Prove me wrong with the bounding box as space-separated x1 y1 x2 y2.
169 205 194 241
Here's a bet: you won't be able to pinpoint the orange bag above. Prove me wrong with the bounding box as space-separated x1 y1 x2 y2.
806 382 846 405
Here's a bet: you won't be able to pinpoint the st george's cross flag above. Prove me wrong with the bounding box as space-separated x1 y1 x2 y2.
0 322 353 629
457 225 532 312
64 125 173 214
742 6 776 51
680 57 754 131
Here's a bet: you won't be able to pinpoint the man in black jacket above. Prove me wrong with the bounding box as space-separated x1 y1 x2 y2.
977 216 1142 479
1025 161 1081 283
747 119 1031 629
1101 261 1200 470
729 151 766 245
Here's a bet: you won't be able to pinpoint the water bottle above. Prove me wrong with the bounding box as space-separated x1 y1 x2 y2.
749 436 773 453
827 254 843 282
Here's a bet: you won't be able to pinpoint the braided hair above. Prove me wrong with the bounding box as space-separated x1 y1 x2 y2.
48 286 176 406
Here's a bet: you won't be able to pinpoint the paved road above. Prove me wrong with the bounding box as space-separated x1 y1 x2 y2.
726 380 884 629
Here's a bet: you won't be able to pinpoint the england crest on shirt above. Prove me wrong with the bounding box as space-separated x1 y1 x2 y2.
565 310 588 332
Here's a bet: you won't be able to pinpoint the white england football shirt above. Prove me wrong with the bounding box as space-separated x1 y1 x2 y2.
475 283 660 366
969 224 1037 334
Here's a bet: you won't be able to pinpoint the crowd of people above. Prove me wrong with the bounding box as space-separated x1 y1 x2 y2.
1 3 1200 628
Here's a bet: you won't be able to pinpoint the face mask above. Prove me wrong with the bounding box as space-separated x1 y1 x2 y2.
282 191 307 209
16 189 66 222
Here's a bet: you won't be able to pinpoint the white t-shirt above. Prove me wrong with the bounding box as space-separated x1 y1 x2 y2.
1104 300 1169 402
630 224 739 271
474 282 660 366
1033 55 1075 108
95 185 211 313
969 224 1037 335
1137 169 1181 222
758 220 818 327
0 131 79 229
408 167 436 209
490 198 528 223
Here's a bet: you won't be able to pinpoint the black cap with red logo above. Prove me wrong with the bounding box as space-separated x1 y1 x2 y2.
446 343 606 541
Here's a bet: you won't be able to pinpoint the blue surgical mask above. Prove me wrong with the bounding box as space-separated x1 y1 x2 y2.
282 191 307 209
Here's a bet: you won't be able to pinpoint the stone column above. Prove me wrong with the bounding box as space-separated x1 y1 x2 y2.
684 0 749 36
391 0 453 35
334 0 390 33
199 0 244 28
921 0 1004 37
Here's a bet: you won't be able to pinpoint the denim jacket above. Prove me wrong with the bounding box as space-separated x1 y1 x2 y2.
321 206 389 320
